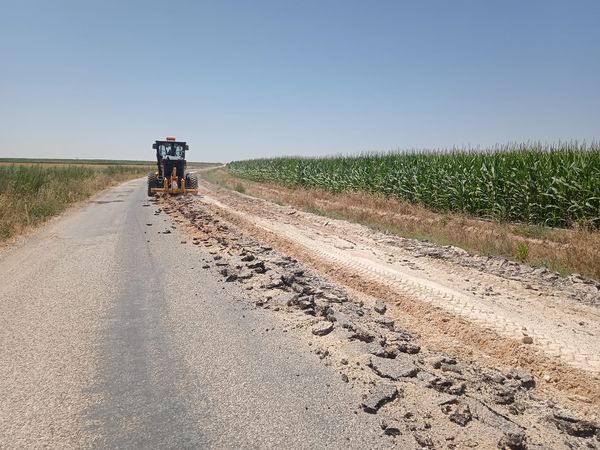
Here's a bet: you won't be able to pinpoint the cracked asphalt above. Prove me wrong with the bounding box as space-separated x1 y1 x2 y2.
0 179 404 449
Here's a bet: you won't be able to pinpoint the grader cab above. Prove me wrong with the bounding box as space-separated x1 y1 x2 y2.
148 136 198 196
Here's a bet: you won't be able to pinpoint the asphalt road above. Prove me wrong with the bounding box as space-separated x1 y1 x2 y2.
0 179 399 449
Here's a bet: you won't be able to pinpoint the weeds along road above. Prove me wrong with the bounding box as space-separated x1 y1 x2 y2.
0 179 403 449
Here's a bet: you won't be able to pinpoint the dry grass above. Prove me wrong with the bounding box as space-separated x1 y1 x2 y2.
202 168 600 281
0 164 152 241
0 162 151 169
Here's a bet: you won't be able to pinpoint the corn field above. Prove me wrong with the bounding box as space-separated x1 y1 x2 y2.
227 143 600 228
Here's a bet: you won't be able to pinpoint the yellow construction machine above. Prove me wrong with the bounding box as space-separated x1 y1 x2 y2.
148 136 198 196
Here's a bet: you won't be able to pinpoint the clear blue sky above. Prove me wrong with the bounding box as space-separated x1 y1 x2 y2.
1 0 598 162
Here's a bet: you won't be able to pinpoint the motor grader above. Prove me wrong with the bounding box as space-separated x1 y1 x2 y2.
148 136 198 196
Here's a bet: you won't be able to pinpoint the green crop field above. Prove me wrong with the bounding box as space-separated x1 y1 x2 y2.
0 158 220 167
228 142 600 228
0 158 155 165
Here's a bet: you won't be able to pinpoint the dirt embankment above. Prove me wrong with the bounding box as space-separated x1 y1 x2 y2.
157 184 600 449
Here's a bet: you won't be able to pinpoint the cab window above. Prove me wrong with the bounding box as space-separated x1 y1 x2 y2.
159 144 170 157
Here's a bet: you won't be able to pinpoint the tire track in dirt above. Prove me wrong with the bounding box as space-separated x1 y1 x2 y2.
190 185 600 406
200 193 600 375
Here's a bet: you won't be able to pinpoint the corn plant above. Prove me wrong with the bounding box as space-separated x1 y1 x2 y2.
227 142 600 228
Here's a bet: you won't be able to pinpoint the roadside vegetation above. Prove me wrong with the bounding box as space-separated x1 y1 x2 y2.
228 142 600 229
203 154 600 281
0 158 220 169
0 158 156 166
0 164 151 241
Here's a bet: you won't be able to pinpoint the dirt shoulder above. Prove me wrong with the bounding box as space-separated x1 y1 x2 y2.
201 168 600 281
160 188 600 449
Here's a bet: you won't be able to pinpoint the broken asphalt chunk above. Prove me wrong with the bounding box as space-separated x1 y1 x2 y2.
350 328 376 343
467 399 524 437
374 299 387 314
549 410 600 438
361 383 399 414
312 322 334 336
507 368 535 389
448 403 472 426
370 355 419 380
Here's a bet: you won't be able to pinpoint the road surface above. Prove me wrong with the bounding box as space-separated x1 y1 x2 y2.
2 178 599 449
0 179 402 448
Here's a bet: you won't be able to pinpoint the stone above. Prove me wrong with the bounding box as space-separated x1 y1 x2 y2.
291 283 305 293
264 279 284 289
430 355 457 369
225 274 238 282
284 293 301 306
241 254 255 262
393 328 414 341
521 336 533 344
481 369 506 384
370 355 419 380
397 342 421 354
507 368 535 389
508 403 526 415
356 341 384 356
371 346 398 359
436 394 459 406
326 309 353 329
497 433 527 450
448 382 466 395
380 418 402 436
494 389 515 405
417 371 440 386
350 328 376 343
414 433 434 448
341 373 349 383
449 404 472 426
550 411 599 438
281 274 296 286
296 296 315 311
440 363 462 374
312 322 334 337
247 260 265 269
374 299 387 314
376 317 395 331
361 383 399 413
